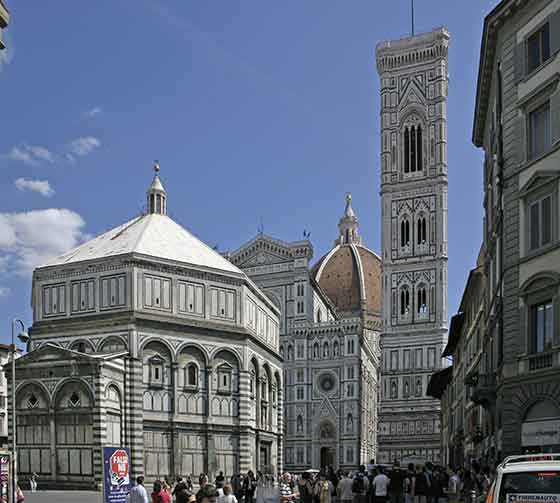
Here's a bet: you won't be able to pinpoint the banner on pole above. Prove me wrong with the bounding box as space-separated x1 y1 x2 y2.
103 447 131 503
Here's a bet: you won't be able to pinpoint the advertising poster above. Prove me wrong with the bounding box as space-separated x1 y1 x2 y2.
103 447 131 503
0 454 9 503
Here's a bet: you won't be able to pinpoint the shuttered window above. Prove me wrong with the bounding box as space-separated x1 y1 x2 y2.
143 275 171 310
43 284 66 316
178 281 204 315
527 23 551 74
100 275 126 309
528 194 553 252
529 101 551 160
210 287 235 320
71 279 95 313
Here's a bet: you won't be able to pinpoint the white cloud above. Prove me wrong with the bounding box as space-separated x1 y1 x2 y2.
0 209 87 275
14 178 55 197
0 286 9 297
84 107 102 118
7 143 55 166
68 136 101 157
0 35 14 73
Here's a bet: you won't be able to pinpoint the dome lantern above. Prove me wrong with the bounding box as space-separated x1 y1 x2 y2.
336 192 362 246
147 161 167 215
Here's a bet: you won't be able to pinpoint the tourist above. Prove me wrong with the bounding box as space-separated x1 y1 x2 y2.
174 476 188 498
372 468 390 503
314 472 334 503
152 480 171 503
446 468 460 503
352 465 370 503
389 462 404 503
280 473 297 502
187 476 194 493
412 466 429 503
29 472 38 493
219 484 238 503
231 473 244 503
404 467 414 503
243 471 257 503
200 474 210 489
197 484 219 503
337 472 354 503
128 476 150 503
216 472 226 489
299 472 315 503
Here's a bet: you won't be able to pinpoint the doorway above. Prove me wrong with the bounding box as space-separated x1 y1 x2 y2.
320 447 334 468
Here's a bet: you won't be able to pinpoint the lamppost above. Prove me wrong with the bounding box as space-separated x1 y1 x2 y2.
10 319 28 501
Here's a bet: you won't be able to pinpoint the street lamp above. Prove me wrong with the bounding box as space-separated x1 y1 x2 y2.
11 319 28 501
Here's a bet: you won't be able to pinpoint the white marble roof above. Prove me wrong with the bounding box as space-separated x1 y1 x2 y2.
39 213 243 275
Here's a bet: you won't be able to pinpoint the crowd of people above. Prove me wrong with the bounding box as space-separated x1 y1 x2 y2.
126 462 495 503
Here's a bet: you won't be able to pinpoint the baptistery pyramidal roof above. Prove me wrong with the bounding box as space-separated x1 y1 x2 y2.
311 194 382 319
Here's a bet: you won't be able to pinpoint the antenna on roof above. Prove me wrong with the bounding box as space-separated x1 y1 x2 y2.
258 216 264 236
411 0 415 36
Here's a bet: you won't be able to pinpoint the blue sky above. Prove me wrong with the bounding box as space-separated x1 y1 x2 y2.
0 0 496 341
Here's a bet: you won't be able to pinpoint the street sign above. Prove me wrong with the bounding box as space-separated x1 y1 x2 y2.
103 447 131 503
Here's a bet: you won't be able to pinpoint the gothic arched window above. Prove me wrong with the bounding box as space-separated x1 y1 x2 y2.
287 345 293 361
417 286 428 315
296 415 303 433
400 287 410 316
417 216 427 245
333 341 339 357
346 413 354 433
400 218 411 248
313 343 319 358
186 363 198 387
403 123 423 174
323 342 329 358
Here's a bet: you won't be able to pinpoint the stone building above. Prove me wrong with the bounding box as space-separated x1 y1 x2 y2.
428 249 489 469
228 194 381 470
0 1 8 51
472 0 560 458
375 27 450 464
11 168 283 489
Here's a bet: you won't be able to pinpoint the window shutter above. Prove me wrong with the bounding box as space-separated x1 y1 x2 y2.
514 42 526 82
551 89 560 145
515 113 527 164
550 9 560 56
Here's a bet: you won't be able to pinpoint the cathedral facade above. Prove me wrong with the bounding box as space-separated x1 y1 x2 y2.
375 28 450 464
228 195 381 471
12 170 283 489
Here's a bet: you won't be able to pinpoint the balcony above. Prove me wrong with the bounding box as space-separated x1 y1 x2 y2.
528 352 553 371
468 373 496 408
518 350 559 374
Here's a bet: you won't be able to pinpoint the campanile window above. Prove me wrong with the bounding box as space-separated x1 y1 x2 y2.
404 124 423 173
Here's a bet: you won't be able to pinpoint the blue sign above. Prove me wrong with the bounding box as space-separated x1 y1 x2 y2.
103 447 131 503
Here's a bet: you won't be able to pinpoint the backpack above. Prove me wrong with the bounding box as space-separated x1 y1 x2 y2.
352 474 365 494
414 473 429 496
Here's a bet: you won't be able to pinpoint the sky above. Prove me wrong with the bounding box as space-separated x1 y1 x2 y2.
0 0 496 343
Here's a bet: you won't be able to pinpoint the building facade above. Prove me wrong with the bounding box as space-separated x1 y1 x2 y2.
228 195 381 471
472 0 560 458
428 249 489 469
11 169 283 489
375 28 450 464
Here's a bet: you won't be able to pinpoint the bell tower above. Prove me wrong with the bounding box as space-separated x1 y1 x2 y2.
376 27 450 464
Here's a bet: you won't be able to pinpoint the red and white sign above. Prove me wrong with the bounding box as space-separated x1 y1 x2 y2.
110 450 129 485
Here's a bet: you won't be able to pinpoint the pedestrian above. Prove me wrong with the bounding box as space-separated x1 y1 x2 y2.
153 480 172 503
373 468 390 503
389 463 404 503
352 466 370 503
174 476 188 500
314 473 333 503
197 484 219 503
15 485 24 503
412 466 429 503
243 471 257 503
29 472 38 493
404 467 414 503
231 473 244 503
337 472 354 503
446 468 460 503
200 474 210 489
300 472 315 503
216 472 226 489
219 484 238 503
280 473 297 502
128 475 150 503
176 490 196 503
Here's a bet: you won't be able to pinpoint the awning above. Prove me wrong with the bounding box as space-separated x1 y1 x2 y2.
426 365 453 399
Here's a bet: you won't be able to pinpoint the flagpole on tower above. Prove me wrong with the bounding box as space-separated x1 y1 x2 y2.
411 0 415 36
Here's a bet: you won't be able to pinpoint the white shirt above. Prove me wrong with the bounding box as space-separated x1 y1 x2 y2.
373 474 390 496
128 484 149 503
219 494 238 503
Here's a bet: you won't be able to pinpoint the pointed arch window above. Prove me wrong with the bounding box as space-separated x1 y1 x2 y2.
417 216 427 245
403 123 423 174
296 415 303 433
313 343 319 358
287 345 293 361
323 342 329 358
417 286 428 316
333 341 339 357
401 218 410 248
347 339 355 355
346 413 354 433
400 287 410 316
